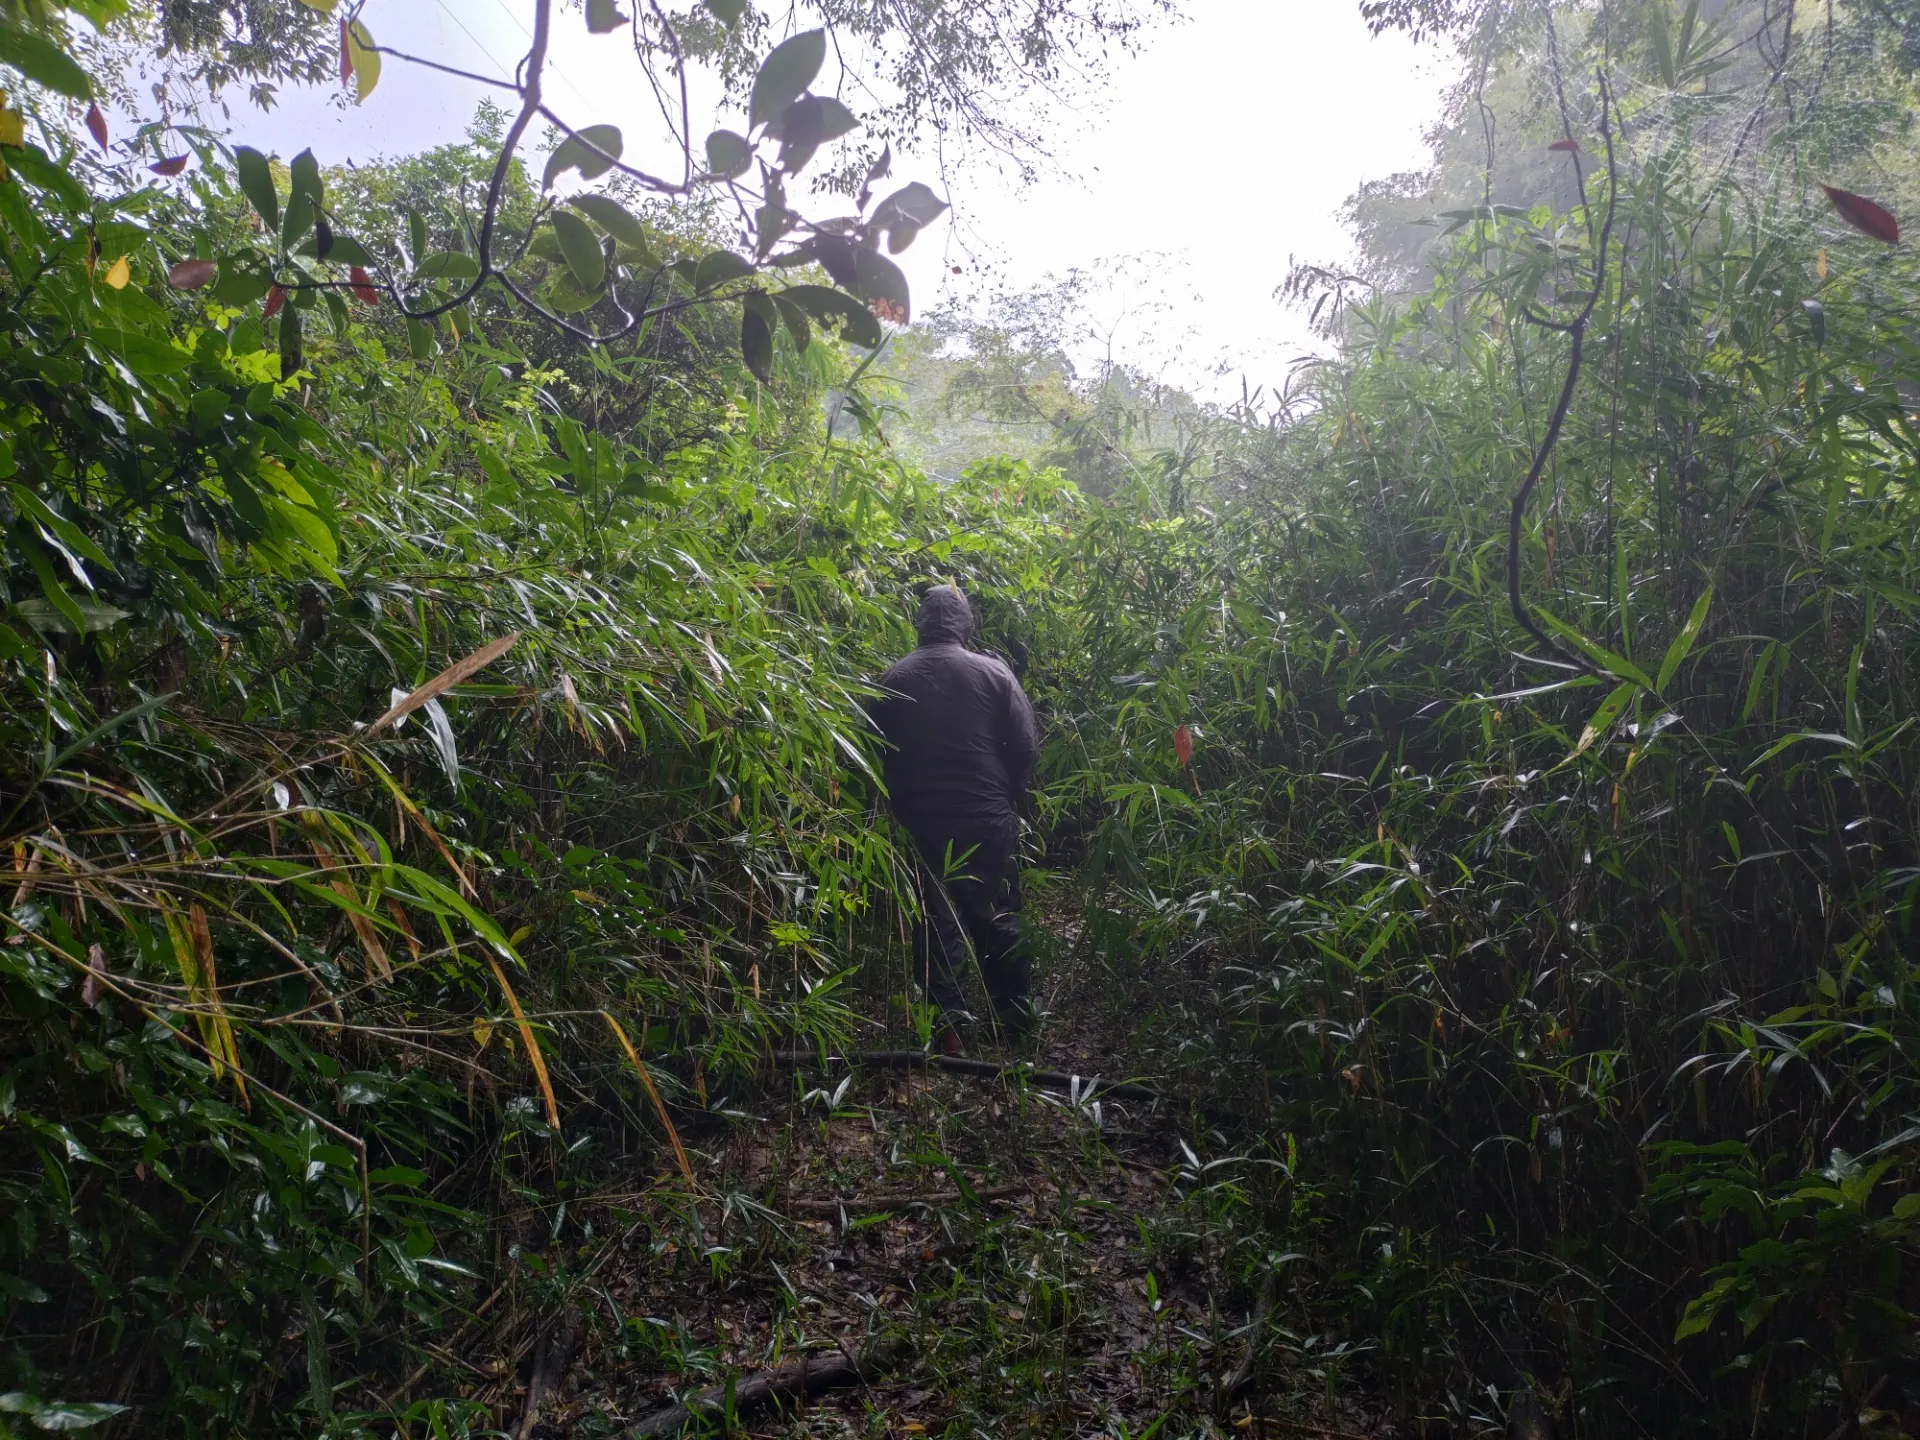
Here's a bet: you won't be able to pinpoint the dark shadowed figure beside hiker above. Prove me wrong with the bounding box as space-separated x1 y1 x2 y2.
867 585 1039 1053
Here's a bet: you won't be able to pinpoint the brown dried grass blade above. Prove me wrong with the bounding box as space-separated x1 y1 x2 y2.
368 632 521 734
164 901 248 1107
306 840 392 980
600 1010 697 1193
488 955 559 1128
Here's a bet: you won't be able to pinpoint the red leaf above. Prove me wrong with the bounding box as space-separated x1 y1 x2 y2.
1173 724 1193 769
263 284 287 318
349 265 378 305
149 155 189 176
1821 184 1899 245
84 102 107 152
166 258 217 289
1548 138 1580 153
340 18 353 87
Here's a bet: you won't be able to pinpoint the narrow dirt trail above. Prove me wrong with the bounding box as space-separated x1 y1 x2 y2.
490 936 1389 1440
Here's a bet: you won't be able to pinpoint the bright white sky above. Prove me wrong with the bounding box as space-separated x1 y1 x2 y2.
222 1 1455 399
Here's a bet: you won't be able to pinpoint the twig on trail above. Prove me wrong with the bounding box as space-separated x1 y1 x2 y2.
787 1181 1025 1218
1215 1269 1283 1414
624 1332 909 1438
772 1048 1165 1105
515 1306 582 1440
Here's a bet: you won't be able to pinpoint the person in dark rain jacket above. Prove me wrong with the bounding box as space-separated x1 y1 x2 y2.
867 585 1039 1051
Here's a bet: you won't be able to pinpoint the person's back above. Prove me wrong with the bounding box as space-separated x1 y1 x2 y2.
872 587 1036 829
867 586 1037 1049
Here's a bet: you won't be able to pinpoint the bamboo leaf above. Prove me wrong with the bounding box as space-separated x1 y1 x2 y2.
1656 585 1713 693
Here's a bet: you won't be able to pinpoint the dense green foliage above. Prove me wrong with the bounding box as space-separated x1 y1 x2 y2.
1045 168 1920 1430
0 128 1077 1429
4 1 1920 1437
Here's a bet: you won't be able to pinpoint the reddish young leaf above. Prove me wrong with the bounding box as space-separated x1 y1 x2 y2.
84 102 107 152
263 284 287 318
149 155 189 176
339 18 353 86
349 265 378 305
1174 724 1194 769
1820 184 1899 245
1548 138 1580 153
166 258 218 289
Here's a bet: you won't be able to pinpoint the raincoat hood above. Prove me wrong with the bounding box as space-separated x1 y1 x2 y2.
915 585 976 646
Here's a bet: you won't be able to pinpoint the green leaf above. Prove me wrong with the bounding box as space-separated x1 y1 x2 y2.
741 295 774 382
288 147 322 207
586 0 627 32
551 210 607 291
770 292 811 351
1535 607 1653 690
0 24 92 99
407 208 428 260
369 1165 427 1187
406 318 436 360
0 1395 128 1431
705 128 753 180
870 180 947 253
852 246 909 323
546 270 603 313
542 124 623 188
569 193 652 254
279 300 304 380
8 596 129 635
693 249 753 291
1571 681 1637 759
779 283 881 348
748 29 824 131
295 232 371 266
414 251 480 282
281 189 316 248
345 19 379 101
777 94 857 173
1651 2 1676 87
1656 584 1714 693
93 331 189 379
232 146 280 230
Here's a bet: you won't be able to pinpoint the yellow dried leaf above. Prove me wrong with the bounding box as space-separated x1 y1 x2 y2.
103 255 129 289
1816 248 1829 279
602 1011 697 1193
0 111 22 148
488 956 559 1128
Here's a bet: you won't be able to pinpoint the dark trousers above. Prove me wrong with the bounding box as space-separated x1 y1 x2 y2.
905 819 1031 1029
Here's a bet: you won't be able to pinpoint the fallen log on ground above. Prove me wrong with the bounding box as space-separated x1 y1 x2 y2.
624 1332 909 1438
772 1049 1164 1105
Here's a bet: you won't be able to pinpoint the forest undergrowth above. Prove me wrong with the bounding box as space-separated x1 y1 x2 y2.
5 2 1920 1438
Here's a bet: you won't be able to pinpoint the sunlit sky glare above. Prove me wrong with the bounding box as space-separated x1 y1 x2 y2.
220 1 1457 401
